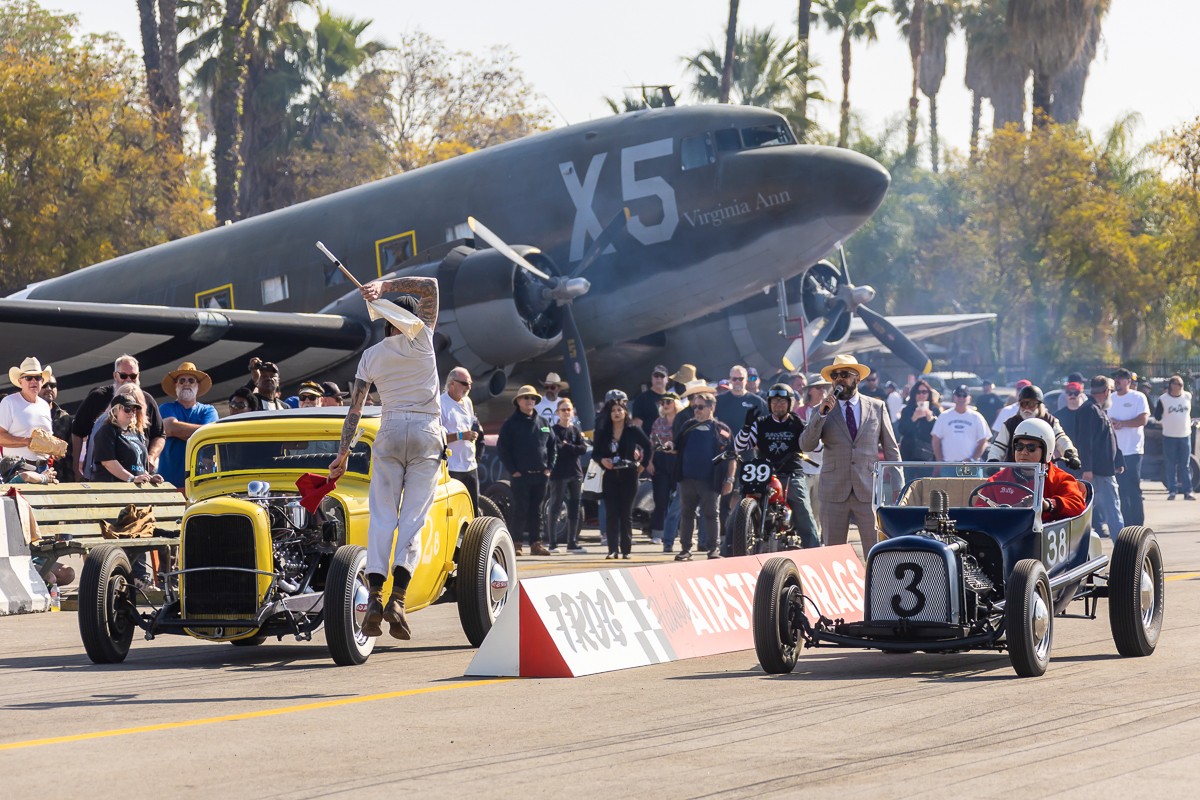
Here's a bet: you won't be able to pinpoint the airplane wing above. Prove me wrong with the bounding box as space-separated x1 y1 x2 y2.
0 299 370 406
833 313 996 356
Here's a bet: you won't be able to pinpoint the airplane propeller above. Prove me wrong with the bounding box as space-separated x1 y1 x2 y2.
466 216 597 432
782 248 932 376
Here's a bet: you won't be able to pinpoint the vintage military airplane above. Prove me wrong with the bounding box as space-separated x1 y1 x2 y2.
1 104 949 428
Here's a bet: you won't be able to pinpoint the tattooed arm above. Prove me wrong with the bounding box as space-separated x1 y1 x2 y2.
328 378 371 480
358 276 439 329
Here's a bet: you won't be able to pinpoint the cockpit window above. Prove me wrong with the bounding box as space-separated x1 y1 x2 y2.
681 133 716 170
741 123 795 149
713 128 742 152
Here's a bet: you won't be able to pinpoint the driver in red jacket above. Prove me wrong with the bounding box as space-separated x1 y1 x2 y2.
975 418 1086 522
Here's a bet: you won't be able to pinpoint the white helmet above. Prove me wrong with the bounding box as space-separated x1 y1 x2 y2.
1012 418 1054 462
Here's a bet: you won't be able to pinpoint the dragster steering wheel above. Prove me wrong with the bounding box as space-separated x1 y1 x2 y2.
968 481 1035 509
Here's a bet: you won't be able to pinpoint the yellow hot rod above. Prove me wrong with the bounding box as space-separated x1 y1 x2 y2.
77 408 517 666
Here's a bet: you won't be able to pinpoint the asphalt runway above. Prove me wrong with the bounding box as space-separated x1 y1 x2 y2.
4 483 1199 798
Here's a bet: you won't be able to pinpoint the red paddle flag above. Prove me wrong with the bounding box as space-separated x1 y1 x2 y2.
296 473 337 514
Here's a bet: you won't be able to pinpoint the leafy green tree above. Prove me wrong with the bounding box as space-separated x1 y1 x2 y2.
684 27 800 110
0 0 210 292
814 0 886 148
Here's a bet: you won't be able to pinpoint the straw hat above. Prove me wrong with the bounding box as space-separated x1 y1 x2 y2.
512 385 541 405
161 362 213 397
670 363 699 384
819 354 871 382
680 379 716 399
9 357 50 387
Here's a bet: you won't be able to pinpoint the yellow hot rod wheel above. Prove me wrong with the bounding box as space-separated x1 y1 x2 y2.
78 545 137 664
457 516 517 647
324 545 376 666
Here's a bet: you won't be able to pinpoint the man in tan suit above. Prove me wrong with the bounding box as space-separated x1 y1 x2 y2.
799 355 901 551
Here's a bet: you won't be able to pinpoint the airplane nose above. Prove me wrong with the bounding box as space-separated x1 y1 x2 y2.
810 147 891 237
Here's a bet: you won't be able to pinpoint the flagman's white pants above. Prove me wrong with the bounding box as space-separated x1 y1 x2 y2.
366 411 443 576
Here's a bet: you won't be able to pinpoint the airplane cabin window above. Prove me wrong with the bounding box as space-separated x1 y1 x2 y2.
680 133 716 170
740 123 795 149
713 128 742 152
261 275 289 305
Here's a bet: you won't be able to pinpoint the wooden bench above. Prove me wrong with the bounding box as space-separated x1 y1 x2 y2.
18 483 186 584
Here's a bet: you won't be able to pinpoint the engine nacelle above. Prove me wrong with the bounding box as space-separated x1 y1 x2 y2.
435 245 563 379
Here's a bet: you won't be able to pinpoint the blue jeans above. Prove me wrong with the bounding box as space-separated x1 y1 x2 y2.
1091 474 1124 539
1115 453 1144 526
662 490 680 550
785 472 821 548
1163 436 1193 496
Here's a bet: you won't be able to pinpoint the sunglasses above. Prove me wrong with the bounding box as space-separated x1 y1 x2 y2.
21 375 44 382
690 401 712 409
729 377 745 382
1065 391 1080 397
229 401 249 410
829 370 858 379
176 376 198 384
44 383 57 389
453 378 473 388
116 372 139 380
1012 441 1043 454
652 373 667 379
915 389 929 395
117 404 143 413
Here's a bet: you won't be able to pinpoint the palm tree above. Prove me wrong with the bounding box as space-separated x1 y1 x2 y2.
815 0 886 148
796 0 816 139
919 1 957 172
1050 2 1104 123
684 27 799 109
890 0 924 160
719 0 740 102
961 0 1023 134
212 0 252 225
1007 0 1111 126
137 0 183 150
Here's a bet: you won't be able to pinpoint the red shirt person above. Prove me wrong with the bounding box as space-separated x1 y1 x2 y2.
975 418 1086 522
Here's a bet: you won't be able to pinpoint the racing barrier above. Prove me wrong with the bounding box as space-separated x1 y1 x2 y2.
0 493 51 615
465 545 864 678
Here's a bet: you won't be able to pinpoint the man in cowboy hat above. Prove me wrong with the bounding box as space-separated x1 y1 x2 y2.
159 362 219 487
1 357 54 467
800 354 901 552
329 274 441 640
534 372 569 424
497 385 557 556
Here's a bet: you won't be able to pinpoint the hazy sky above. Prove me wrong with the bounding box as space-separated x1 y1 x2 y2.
49 1 1199 162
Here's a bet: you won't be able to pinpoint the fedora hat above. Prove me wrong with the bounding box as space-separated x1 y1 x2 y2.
820 354 871 382
670 363 699 384
9 357 50 387
540 372 569 390
680 379 716 399
161 361 213 397
512 384 541 405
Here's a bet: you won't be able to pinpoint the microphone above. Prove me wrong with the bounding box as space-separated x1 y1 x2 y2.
822 383 844 416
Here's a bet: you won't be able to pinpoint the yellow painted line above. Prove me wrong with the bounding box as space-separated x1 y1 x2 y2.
1166 572 1200 582
0 678 511 752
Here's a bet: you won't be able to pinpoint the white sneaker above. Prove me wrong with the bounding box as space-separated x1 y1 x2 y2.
568 545 588 554
547 547 560 553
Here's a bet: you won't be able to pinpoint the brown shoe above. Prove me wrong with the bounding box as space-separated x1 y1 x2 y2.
362 590 384 638
383 588 411 640
530 543 552 556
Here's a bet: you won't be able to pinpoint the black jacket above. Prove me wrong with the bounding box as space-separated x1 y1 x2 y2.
591 423 652 471
550 423 588 480
497 410 557 475
1059 400 1123 476
673 416 733 490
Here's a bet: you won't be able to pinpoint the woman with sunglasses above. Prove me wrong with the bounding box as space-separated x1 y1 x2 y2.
92 385 164 485
592 394 652 559
974 418 1085 521
1 357 55 469
896 379 941 481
